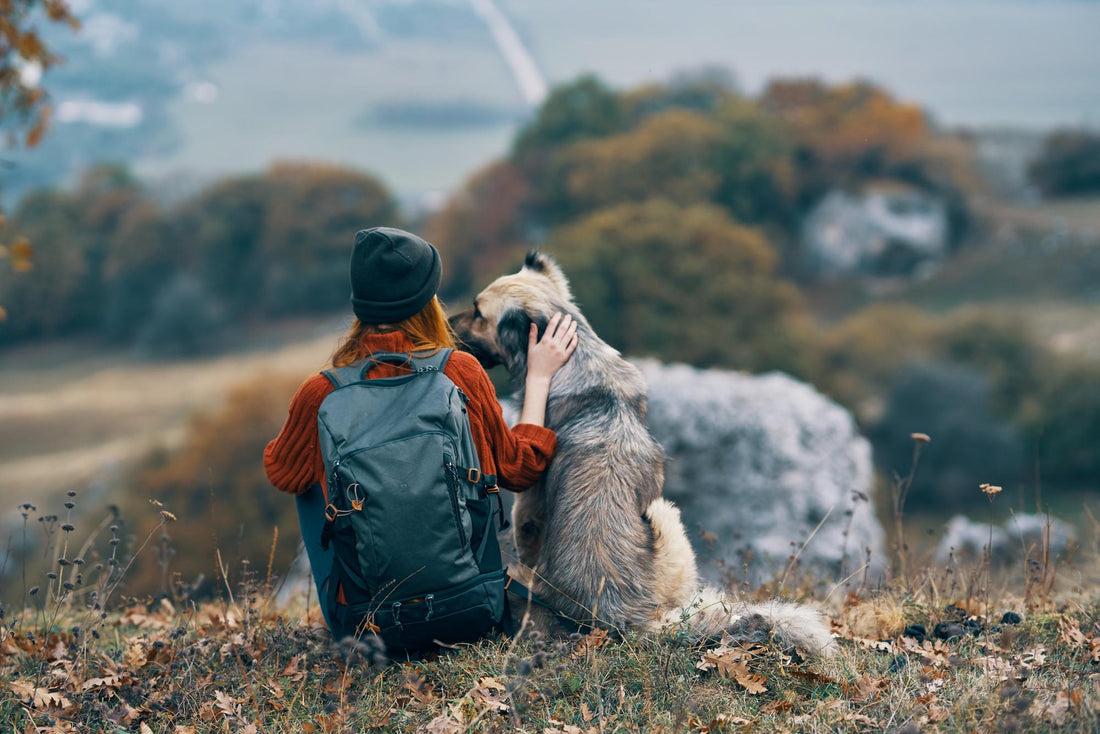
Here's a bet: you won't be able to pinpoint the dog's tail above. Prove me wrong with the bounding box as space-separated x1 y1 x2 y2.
646 498 835 657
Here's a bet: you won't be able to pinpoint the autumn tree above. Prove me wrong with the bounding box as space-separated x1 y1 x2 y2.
0 0 78 148
182 162 398 317
759 77 976 241
0 162 400 349
544 199 808 373
0 166 147 344
546 109 724 220
1028 129 1100 197
425 161 531 299
0 0 80 314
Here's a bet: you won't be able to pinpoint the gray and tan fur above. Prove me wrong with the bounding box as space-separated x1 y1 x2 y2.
449 252 834 656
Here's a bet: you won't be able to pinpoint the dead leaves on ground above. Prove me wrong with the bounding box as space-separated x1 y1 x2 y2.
1059 616 1100 663
4 598 1100 732
419 675 511 733
695 636 771 694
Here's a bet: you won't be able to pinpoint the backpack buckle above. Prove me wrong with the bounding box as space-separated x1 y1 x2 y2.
467 468 481 484
324 504 339 522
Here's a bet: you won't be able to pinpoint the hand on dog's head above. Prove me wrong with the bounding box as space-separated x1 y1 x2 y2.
449 251 565 375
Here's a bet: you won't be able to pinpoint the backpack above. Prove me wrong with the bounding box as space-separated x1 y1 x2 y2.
316 349 509 651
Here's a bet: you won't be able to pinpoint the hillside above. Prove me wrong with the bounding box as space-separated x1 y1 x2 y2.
1 500 1098 733
0 317 345 506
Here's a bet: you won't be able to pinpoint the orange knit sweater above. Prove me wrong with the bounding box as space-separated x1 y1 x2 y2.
263 331 556 495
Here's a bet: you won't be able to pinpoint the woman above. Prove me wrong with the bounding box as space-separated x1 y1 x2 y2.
263 226 577 633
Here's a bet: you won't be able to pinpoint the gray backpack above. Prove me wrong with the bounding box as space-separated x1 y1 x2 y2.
317 349 508 650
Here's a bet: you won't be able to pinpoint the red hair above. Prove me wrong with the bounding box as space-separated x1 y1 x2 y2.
330 296 457 368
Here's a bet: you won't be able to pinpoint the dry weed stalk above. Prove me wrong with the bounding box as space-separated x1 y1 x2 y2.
890 432 929 586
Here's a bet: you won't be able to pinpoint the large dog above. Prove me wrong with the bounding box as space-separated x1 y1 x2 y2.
450 253 833 655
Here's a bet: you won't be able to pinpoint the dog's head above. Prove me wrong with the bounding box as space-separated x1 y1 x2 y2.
449 251 575 376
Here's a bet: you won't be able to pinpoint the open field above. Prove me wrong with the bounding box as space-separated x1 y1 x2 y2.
0 317 348 509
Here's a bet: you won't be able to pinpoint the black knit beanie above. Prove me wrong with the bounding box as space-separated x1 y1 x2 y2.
349 227 442 324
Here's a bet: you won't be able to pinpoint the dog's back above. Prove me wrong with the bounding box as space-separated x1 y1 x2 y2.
536 354 665 625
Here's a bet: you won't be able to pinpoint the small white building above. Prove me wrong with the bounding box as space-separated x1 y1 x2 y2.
802 183 949 276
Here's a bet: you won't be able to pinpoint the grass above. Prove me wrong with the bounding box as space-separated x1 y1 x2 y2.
1 579 1097 732
2 494 1098 732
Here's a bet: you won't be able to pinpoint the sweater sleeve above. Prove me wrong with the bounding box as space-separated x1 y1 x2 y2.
263 374 333 494
451 352 558 491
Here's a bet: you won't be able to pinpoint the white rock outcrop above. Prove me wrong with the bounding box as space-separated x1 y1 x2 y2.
935 512 1077 565
635 360 883 586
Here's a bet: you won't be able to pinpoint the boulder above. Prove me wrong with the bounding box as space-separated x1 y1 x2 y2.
934 515 1009 564
634 360 883 586
935 512 1077 565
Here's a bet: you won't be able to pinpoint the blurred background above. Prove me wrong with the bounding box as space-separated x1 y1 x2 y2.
0 0 1098 599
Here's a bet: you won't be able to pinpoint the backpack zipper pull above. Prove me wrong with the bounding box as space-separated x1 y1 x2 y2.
456 387 470 405
330 459 342 493
424 594 435 621
392 601 403 631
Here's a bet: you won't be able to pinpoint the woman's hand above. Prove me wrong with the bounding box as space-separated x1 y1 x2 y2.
527 313 578 383
518 313 578 427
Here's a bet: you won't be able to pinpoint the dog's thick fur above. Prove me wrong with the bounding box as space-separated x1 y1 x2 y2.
450 253 834 656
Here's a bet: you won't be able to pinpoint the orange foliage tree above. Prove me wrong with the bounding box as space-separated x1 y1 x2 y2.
545 199 809 373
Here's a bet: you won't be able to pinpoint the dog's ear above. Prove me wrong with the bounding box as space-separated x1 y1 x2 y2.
497 307 549 361
524 251 550 273
522 251 572 300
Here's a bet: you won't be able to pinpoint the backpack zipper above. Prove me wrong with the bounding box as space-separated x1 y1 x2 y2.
444 462 468 548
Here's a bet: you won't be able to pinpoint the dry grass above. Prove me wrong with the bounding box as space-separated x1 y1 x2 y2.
2 495 1098 732
1 580 1097 732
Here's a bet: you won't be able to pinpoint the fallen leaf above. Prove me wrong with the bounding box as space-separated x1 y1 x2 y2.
280 653 306 681
403 673 437 704
735 673 768 695
571 628 609 658
8 679 71 710
421 714 464 734
697 644 757 678
214 690 239 719
1059 618 1089 648
466 676 509 713
82 674 124 692
542 719 594 734
852 674 891 700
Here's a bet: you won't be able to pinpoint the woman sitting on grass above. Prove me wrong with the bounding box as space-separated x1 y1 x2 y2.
262 227 576 637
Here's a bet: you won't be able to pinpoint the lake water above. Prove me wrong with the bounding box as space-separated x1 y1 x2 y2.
135 0 1100 202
